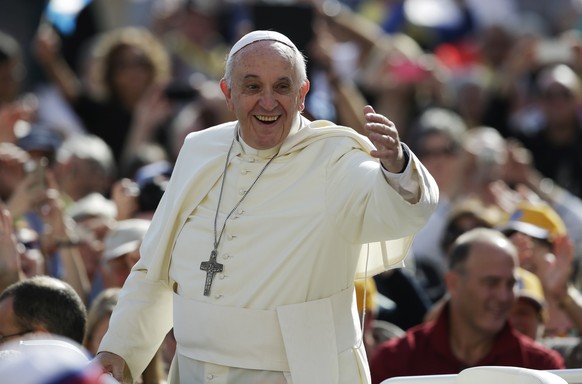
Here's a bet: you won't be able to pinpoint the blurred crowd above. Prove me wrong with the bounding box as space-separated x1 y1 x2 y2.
2 0 582 382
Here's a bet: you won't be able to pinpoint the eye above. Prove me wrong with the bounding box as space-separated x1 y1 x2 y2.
275 82 292 94
241 80 261 93
483 277 499 288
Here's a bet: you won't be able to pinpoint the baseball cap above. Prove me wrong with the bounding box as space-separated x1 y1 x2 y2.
515 267 545 313
103 219 151 261
500 201 566 242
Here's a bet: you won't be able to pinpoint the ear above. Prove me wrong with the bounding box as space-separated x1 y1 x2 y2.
297 80 310 112
444 270 459 299
220 79 234 112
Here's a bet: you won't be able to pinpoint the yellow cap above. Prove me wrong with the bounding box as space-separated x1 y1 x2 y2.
515 267 547 320
355 277 378 314
501 201 566 242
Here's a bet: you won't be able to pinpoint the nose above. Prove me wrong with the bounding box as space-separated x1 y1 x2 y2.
258 90 278 110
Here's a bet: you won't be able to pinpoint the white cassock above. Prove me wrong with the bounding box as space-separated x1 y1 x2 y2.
98 116 439 384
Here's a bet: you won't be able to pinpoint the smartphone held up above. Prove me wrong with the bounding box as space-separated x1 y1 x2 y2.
25 157 48 190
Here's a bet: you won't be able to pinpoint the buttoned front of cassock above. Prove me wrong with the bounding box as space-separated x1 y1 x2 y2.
171 142 286 305
170 136 375 308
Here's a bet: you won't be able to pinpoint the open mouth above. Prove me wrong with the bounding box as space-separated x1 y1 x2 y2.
255 115 279 124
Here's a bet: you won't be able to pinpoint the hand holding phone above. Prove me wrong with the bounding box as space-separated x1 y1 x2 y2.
25 157 48 189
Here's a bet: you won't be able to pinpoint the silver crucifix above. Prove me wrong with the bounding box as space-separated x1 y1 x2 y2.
200 249 224 296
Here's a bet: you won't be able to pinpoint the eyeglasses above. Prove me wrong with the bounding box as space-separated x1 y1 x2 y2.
0 329 33 344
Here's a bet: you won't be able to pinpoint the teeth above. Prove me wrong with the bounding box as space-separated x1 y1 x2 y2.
256 115 278 122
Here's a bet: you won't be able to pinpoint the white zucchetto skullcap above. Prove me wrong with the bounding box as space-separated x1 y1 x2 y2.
228 30 299 59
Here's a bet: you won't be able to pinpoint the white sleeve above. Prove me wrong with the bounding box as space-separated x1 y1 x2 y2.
381 144 421 203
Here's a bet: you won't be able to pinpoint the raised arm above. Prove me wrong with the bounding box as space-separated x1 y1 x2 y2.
362 105 405 173
0 205 23 292
34 24 82 104
39 172 91 303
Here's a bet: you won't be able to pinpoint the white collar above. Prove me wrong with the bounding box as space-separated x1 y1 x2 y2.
236 115 304 158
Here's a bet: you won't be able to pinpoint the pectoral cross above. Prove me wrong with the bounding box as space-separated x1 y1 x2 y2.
200 250 224 296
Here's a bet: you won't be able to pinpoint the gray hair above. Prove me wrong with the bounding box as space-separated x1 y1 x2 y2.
223 40 307 89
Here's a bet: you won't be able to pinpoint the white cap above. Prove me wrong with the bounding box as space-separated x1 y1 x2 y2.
103 219 151 261
228 30 298 59
66 193 117 221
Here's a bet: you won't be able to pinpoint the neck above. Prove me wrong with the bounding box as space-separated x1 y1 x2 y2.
448 308 495 365
450 332 494 365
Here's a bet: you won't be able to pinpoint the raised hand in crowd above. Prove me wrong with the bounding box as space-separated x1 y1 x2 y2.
110 178 140 221
0 142 48 219
0 204 22 292
535 234 582 337
38 171 91 302
119 83 172 174
33 23 79 103
538 235 575 302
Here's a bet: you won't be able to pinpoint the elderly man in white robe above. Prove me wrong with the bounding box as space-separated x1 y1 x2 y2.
95 30 439 384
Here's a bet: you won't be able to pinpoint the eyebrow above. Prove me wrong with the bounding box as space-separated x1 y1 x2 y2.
242 74 293 82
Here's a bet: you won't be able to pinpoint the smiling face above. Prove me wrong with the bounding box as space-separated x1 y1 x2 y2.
448 240 517 337
220 40 310 150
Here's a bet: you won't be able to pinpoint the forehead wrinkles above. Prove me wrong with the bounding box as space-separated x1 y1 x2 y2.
233 41 298 80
